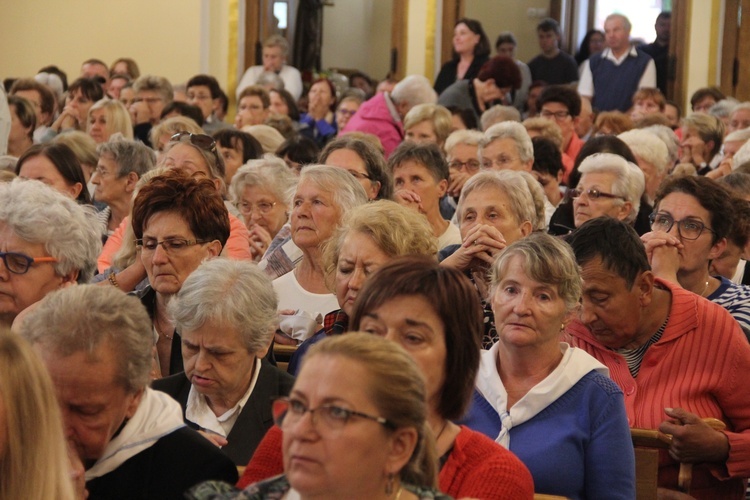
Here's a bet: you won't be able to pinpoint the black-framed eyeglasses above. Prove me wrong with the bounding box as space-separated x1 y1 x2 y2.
0 251 58 275
347 170 371 180
170 132 217 153
648 212 715 240
448 159 481 173
272 397 394 432
569 188 625 201
540 110 571 120
135 238 210 253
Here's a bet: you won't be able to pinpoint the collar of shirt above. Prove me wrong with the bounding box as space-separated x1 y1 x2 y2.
602 45 639 65
185 358 262 438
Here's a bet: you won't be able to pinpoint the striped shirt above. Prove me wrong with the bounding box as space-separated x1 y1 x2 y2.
708 276 750 340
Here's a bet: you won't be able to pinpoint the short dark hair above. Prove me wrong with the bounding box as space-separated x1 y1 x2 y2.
657 11 672 21
276 135 320 166
160 101 204 126
537 85 582 117
131 170 230 247
654 175 734 244
212 129 263 164
186 74 223 99
446 105 479 131
477 56 522 90
15 143 92 205
9 78 56 119
566 217 651 288
724 198 750 248
495 32 517 50
453 18 491 59
349 256 482 420
67 78 105 103
388 142 449 182
690 87 725 110
239 85 271 109
320 136 392 200
569 135 637 188
8 96 36 138
532 137 563 178
38 65 68 91
537 18 562 36
270 89 300 121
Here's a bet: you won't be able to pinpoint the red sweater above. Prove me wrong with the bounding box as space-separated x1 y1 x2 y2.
239 425 534 499
564 278 750 499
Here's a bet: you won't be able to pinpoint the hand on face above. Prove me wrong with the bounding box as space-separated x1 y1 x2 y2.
447 170 471 198
393 189 424 214
640 231 684 283
248 225 273 260
442 223 507 271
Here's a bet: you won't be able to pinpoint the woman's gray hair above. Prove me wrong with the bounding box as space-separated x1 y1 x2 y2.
390 75 438 108
168 259 278 354
97 139 156 178
480 122 534 164
229 156 298 208
445 129 484 156
298 164 369 213
480 105 522 131
456 170 538 229
132 75 174 104
516 170 547 231
618 129 670 175
20 285 153 393
578 153 645 224
0 180 101 282
642 124 680 166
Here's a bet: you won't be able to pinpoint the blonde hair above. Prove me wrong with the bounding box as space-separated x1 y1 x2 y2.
0 329 76 500
403 103 453 146
522 117 563 149
304 333 438 488
88 99 134 140
148 116 203 151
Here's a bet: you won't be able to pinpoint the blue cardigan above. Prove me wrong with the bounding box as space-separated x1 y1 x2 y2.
461 371 635 500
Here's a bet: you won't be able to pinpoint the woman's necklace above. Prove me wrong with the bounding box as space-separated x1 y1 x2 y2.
153 305 173 341
700 279 710 298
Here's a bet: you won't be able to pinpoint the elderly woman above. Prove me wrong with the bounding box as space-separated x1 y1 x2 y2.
235 86 271 129
443 129 483 217
680 113 725 174
153 259 295 465
92 139 154 236
0 329 82 499
132 170 230 377
16 142 92 204
462 232 635 499
434 18 491 95
229 157 297 261
271 165 368 322
193 333 448 499
571 153 645 231
440 170 539 348
334 93 363 133
87 99 134 143
618 129 671 204
404 103 453 149
300 78 337 147
0 179 100 327
320 134 391 200
149 116 204 158
642 175 750 336
237 258 536 499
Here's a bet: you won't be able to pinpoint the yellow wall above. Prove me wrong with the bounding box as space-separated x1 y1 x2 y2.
684 0 718 111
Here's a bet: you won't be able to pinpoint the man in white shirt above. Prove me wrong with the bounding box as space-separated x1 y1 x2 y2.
237 35 303 101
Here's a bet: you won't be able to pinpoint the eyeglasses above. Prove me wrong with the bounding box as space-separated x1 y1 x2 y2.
135 238 210 253
569 188 625 201
0 251 58 275
448 159 481 173
170 132 217 153
272 397 394 433
648 212 715 240
237 200 277 215
540 110 572 120
347 170 371 180
94 165 117 177
336 108 358 117
187 93 212 101
481 156 521 169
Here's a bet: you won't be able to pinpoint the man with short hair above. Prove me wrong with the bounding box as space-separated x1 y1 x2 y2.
642 11 671 95
578 14 656 112
536 85 583 183
81 58 110 93
564 217 750 499
186 74 231 134
236 35 303 100
21 286 238 498
527 18 579 85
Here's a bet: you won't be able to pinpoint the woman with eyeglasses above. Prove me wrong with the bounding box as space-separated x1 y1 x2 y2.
239 258 535 499
641 175 750 337
131 169 230 377
229 157 297 261
188 333 451 500
442 129 483 219
319 134 391 200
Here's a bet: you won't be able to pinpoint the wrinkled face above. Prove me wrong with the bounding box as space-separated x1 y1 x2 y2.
140 211 219 296
335 100 360 131
91 154 128 204
680 126 711 162
39 342 142 464
18 155 81 200
182 319 259 407
481 137 530 171
235 95 268 128
496 42 515 59
291 181 341 250
334 231 390 316
263 46 285 72
392 160 447 215
238 185 288 238
729 109 750 133
87 107 110 144
491 255 569 349
217 144 244 184
573 172 629 227
282 355 396 498
447 143 481 189
635 155 665 202
163 143 212 179
134 90 165 120
324 149 379 200
0 222 68 325
405 120 439 146
187 85 215 120
13 89 48 127
459 185 528 244
604 17 630 52
537 29 559 53
578 257 645 349
270 91 290 116
453 23 480 54
358 295 447 412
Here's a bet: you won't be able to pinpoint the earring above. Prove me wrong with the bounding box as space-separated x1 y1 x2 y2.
385 472 394 495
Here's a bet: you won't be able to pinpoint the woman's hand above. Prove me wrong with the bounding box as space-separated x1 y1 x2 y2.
129 101 154 126
659 407 730 464
706 157 732 180
248 225 273 261
394 189 424 214
441 224 507 271
51 105 81 132
448 170 472 198
679 138 707 166
640 231 683 284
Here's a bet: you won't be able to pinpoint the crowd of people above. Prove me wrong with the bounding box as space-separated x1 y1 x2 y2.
3 8 750 500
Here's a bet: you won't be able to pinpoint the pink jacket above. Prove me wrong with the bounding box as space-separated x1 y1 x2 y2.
341 92 403 158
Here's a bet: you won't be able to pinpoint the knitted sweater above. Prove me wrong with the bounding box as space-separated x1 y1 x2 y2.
564 278 750 499
238 425 535 499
